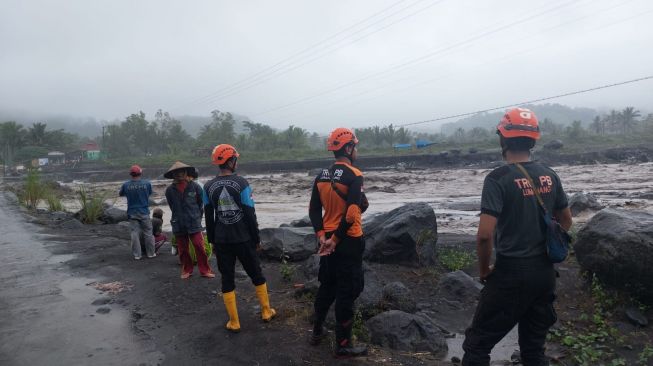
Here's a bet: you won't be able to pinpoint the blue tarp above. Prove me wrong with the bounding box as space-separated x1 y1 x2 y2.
416 140 435 148
393 143 412 150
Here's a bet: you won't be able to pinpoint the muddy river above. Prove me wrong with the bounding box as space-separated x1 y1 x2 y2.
61 162 653 234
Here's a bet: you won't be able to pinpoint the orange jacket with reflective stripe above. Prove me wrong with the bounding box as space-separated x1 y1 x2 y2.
309 161 364 242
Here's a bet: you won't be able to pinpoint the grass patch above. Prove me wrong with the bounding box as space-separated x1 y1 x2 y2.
44 191 64 212
20 169 47 209
639 345 653 365
77 186 105 224
352 310 370 343
280 253 295 282
548 274 647 366
438 247 475 271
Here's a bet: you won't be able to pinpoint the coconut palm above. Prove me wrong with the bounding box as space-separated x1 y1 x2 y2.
620 107 641 134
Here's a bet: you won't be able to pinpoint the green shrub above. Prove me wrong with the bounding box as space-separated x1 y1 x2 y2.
280 254 295 282
438 247 475 271
21 169 47 209
77 186 105 224
45 192 64 212
170 234 213 263
351 310 370 342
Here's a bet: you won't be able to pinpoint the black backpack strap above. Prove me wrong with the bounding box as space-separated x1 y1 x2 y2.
329 167 349 201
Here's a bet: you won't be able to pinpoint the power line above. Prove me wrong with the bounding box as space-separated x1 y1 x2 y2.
174 0 440 110
199 0 445 106
396 75 653 127
249 0 581 118
276 0 642 124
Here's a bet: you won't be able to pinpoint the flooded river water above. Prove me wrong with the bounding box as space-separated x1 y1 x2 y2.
64 162 653 234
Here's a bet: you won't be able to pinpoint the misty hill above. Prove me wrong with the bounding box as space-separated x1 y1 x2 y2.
440 103 599 135
176 113 251 137
0 109 254 138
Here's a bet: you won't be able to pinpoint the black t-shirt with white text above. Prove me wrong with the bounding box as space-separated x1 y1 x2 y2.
480 161 568 258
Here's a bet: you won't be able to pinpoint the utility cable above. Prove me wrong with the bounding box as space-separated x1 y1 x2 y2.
175 0 439 110
396 75 653 127
199 0 445 106
276 0 642 124
249 0 581 118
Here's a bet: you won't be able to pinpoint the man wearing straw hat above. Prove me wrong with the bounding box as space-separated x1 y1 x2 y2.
164 161 215 279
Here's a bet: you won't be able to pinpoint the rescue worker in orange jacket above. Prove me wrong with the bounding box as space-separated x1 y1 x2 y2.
308 127 368 358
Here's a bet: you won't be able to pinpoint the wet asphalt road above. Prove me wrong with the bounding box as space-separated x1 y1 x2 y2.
0 194 163 366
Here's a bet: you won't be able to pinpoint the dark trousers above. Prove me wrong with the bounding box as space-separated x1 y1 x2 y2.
214 241 266 293
462 255 557 366
314 235 365 326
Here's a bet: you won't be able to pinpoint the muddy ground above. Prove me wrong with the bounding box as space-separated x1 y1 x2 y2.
2 161 653 365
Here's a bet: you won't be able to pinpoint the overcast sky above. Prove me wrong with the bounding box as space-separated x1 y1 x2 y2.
1 0 652 133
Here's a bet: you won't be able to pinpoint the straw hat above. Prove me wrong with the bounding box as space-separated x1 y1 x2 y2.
164 161 195 179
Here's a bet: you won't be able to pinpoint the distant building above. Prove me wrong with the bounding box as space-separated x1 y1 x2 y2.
82 141 101 160
47 151 66 165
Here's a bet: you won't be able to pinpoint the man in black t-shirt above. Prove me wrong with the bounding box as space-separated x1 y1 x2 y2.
462 108 572 366
204 144 276 333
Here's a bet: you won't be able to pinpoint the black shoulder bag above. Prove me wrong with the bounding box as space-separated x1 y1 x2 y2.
329 168 369 213
515 163 571 263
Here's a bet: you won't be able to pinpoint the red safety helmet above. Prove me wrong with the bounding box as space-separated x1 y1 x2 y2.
497 108 541 140
327 127 358 151
211 144 240 165
129 165 142 175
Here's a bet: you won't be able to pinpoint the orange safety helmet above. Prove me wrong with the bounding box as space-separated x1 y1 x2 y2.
327 127 359 151
211 144 240 165
497 108 541 140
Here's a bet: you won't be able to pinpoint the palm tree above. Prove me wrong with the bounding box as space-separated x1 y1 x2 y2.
620 107 641 134
28 122 48 146
589 116 605 135
0 121 25 166
607 110 621 134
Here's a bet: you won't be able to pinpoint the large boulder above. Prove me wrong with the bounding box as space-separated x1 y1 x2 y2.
544 139 564 150
281 215 312 228
356 264 385 319
301 254 321 279
575 209 653 302
381 282 416 313
363 202 438 265
435 270 483 310
568 192 604 216
259 227 317 261
366 310 447 356
100 207 128 224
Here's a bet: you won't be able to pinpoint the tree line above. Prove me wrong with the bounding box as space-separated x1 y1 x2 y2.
0 122 79 166
2 106 652 166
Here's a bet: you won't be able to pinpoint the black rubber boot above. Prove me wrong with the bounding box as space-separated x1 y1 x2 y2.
334 319 368 358
309 323 327 346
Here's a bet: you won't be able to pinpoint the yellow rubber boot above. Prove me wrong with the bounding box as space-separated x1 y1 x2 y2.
222 291 241 332
255 283 277 322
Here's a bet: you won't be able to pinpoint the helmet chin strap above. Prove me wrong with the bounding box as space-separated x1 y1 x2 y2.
344 143 356 163
223 157 237 172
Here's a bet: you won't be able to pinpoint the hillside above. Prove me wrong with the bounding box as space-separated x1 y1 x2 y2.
440 103 599 134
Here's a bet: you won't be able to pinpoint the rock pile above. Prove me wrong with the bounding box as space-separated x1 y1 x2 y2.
363 202 438 265
575 209 653 302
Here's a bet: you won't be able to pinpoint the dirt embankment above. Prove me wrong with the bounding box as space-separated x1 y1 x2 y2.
30 145 653 183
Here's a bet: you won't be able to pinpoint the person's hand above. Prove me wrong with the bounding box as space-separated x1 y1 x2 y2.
256 242 262 252
318 238 336 256
316 235 326 253
480 264 494 283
